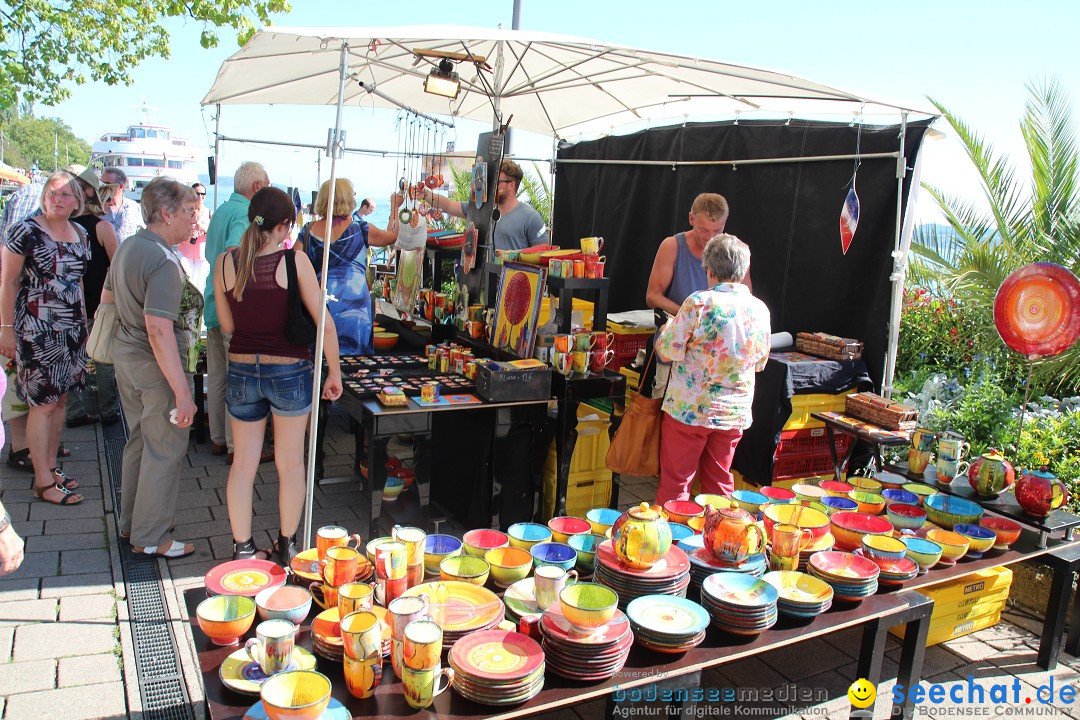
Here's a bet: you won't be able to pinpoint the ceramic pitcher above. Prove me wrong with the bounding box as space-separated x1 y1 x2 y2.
611 502 672 570
967 449 1016 498
703 506 767 565
1015 466 1068 518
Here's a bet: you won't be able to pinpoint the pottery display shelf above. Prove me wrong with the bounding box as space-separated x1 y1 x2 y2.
810 412 912 483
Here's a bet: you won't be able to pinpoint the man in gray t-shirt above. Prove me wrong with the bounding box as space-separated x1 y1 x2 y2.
427 158 548 252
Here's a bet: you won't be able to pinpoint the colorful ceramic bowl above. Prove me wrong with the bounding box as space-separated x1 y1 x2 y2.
260 670 332 720
255 585 312 626
559 582 618 633
758 487 797 505
530 542 577 572
462 529 510 558
694 493 734 511
979 517 1023 550
902 483 937 507
861 534 907 563
686 516 706 534
820 480 855 497
390 467 415 490
886 503 928 532
423 534 463 575
508 523 553 550
586 507 622 536
568 533 605 572
829 511 895 552
900 536 943 571
762 503 830 541
848 490 886 516
663 500 706 525
373 332 399 351
926 529 970 564
728 491 767 517
485 547 533 588
669 523 696 543
792 483 828 505
924 494 984 530
196 595 256 645
882 489 919 506
439 555 490 586
874 472 910 491
849 476 883 493
366 536 393 564
954 524 996 558
547 516 592 544
819 496 859 516
806 501 830 516
382 475 405 501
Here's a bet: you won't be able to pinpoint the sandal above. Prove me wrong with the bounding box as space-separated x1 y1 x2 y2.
233 538 272 561
34 482 83 505
49 468 78 490
275 533 298 566
7 448 32 472
57 443 70 458
132 540 195 559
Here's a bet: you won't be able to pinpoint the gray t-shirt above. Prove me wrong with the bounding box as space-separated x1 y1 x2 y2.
459 201 548 251
105 229 186 365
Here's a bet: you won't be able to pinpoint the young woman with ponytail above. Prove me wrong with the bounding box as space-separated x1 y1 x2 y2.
214 186 343 562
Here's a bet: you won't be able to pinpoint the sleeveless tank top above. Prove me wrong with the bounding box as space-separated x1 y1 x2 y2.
664 232 709 307
73 214 109 320
225 249 312 360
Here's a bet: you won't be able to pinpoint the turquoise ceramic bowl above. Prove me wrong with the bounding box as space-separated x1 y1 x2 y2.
530 542 577 572
900 536 943 571
567 533 605 572
730 490 768 516
924 494 984 530
586 508 622 535
508 523 553 550
669 523 696 543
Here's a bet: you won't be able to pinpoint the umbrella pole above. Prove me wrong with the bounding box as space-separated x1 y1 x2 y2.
302 41 350 551
212 104 221 209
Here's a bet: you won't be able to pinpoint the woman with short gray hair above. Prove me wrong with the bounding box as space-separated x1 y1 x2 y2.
654 234 771 503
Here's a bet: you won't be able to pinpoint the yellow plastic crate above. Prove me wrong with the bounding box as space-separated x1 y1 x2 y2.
541 469 613 522
608 321 654 335
785 390 857 430
890 611 1004 646
545 404 612 476
538 297 595 331
889 567 1012 646
619 366 641 393
912 566 1013 606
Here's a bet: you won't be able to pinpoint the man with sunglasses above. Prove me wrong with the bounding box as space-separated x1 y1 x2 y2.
100 167 145 242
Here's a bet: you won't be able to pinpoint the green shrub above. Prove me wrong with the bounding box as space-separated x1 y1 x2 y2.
1011 405 1080 512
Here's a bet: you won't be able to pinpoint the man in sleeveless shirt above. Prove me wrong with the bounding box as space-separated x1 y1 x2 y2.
645 194 750 399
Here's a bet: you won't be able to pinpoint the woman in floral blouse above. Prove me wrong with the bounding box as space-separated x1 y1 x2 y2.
654 234 771 503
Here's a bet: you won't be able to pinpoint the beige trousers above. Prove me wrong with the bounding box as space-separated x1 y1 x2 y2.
206 326 233 450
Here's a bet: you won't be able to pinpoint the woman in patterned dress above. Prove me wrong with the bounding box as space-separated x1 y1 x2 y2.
653 234 771 504
0 171 90 506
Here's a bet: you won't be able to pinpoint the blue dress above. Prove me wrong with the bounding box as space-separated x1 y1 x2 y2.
299 220 373 355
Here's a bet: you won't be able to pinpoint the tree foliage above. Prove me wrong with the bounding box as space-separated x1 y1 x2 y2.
0 0 290 109
1 114 90 170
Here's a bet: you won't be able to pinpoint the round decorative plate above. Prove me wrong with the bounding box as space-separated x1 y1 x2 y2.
401 581 504 634
448 629 544 682
220 646 317 695
701 573 778 608
539 603 631 645
760 571 834 605
595 541 691 578
994 262 1080 357
204 560 287 598
808 551 880 581
625 595 709 637
243 697 350 720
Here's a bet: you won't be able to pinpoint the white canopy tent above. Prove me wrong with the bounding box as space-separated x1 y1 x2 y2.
201 25 937 547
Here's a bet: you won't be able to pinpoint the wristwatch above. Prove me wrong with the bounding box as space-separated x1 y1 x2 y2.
0 511 10 534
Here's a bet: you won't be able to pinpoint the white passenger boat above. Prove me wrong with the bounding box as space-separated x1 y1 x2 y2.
90 105 200 199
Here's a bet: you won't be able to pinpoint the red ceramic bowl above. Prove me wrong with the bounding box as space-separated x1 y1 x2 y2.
886 502 928 532
979 517 1023 550
462 529 510 557
663 500 705 525
759 486 797 504
390 467 415 489
829 511 895 552
547 516 592 544
820 480 854 497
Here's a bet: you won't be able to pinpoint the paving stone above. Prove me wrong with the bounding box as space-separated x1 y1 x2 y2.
176 491 221 509
210 504 232 520
43 517 106 535
3 682 126 720
167 558 221 584
161 538 214 565
40 572 114 598
15 551 59 578
173 506 214 526
178 465 208 479
170 518 233 538
13 621 117 661
0 576 40 601
57 653 122 687
946 639 1006 663
0 598 57 627
28 499 106 521
24 532 105 553
60 548 110 575
0 626 13 661
0 658 57 695
58 594 116 622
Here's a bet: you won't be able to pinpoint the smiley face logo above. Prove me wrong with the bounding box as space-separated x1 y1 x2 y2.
848 678 876 709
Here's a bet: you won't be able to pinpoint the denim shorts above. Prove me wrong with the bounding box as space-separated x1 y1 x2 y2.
226 360 313 422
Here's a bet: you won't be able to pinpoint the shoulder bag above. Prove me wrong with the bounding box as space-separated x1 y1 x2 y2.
605 350 664 477
86 302 120 364
283 249 318 346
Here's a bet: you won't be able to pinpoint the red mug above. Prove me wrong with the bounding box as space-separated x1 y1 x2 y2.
591 331 615 351
589 349 615 373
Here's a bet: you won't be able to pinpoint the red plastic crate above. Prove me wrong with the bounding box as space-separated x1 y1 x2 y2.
606 331 650 371
772 452 838 481
775 428 854 457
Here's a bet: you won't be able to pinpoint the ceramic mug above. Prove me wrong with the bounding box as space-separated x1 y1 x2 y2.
373 575 407 607
937 436 970 463
337 582 375 616
343 654 383 699
908 448 932 475
554 334 574 353
308 582 339 611
768 552 799 572
322 546 361 587
392 525 427 567
245 619 295 676
771 523 813 557
340 610 383 660
534 565 578 611
402 664 455 709
571 351 588 375
548 259 565 277
391 638 405 679
316 525 361 564
551 351 572 376
468 304 484 322
403 619 443 670
572 259 586 278
591 331 615 351
935 457 970 484
466 320 484 339
388 595 432 640
910 427 936 452
573 332 592 351
589 349 615 373
374 541 407 581
580 236 605 255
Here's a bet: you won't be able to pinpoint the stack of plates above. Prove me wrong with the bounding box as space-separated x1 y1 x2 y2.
289 548 373 586
310 606 391 661
594 541 691 610
204 559 288 598
625 595 709 653
503 576 577 624
855 551 919 587
540 603 633 681
700 573 779 635
807 551 880 602
677 535 705 554
448 629 545 706
402 581 504 647
798 533 836 572
688 548 766 587
760 571 833 618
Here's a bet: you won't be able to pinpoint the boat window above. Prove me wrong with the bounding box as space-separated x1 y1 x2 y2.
144 158 164 167
168 160 183 169
127 158 142 167
132 128 145 139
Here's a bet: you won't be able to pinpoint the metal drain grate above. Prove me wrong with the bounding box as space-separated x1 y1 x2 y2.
102 420 195 719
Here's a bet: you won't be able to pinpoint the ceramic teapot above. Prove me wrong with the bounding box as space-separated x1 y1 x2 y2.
967 449 1016 497
1014 466 1068 518
611 502 672 570
703 506 767 565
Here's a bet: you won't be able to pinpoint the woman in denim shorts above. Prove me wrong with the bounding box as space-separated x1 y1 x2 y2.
213 187 343 562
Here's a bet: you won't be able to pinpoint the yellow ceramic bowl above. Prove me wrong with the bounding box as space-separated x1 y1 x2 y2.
507 522 553 551
547 516 593 544
861 534 907 562
694 493 733 511
848 490 886 516
559 582 618 632
260 670 332 720
849 476 883 493
791 483 828 505
439 555 490 586
485 546 533 588
902 483 936 507
586 507 622 536
196 595 256 646
686 516 706 534
366 536 393 565
927 529 970 564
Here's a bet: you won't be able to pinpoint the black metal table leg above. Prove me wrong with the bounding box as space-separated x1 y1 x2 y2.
1038 561 1072 670
1066 573 1080 657
894 611 931 719
552 399 579 519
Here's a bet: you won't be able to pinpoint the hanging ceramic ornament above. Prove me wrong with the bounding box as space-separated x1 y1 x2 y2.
839 179 860 255
462 221 479 274
471 156 488 209
994 262 1080 357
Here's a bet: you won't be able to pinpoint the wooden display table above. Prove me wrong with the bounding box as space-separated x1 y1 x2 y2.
810 411 910 481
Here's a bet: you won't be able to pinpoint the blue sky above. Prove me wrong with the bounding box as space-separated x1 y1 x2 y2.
45 0 1080 223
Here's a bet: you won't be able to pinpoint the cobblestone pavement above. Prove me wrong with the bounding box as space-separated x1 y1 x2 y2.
2 419 1079 720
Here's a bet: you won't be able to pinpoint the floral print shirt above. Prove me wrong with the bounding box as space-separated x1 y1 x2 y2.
655 283 771 430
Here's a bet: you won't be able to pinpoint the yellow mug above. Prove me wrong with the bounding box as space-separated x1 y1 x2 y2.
570 351 588 375
403 619 443 671
338 582 374 616
340 610 383 661
343 654 383 699
580 236 605 255
308 582 339 611
402 664 455 709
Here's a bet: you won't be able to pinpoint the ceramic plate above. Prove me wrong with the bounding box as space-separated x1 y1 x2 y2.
204 560 288 598
595 541 691 579
808 551 881 581
760 571 834 605
220 646 317 695
402 581 504 633
701 573 778 608
448 629 544 682
539 603 630 645
625 595 709 637
243 698 350 720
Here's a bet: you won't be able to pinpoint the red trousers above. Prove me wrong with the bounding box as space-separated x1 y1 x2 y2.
656 413 743 505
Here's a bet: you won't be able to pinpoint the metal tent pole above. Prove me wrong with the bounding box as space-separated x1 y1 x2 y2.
212 104 221 208
302 41 350 551
882 111 909 397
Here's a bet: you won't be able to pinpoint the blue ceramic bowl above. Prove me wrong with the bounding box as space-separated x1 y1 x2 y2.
924 494 984 530
567 533 605 571
586 507 622 535
423 534 463 574
530 542 577 571
730 489 768 516
508 522 554 550
820 496 859 516
669 523 696 543
954 523 997 558
882 489 919 506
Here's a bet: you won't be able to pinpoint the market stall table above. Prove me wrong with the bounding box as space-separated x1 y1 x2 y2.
810 411 911 482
